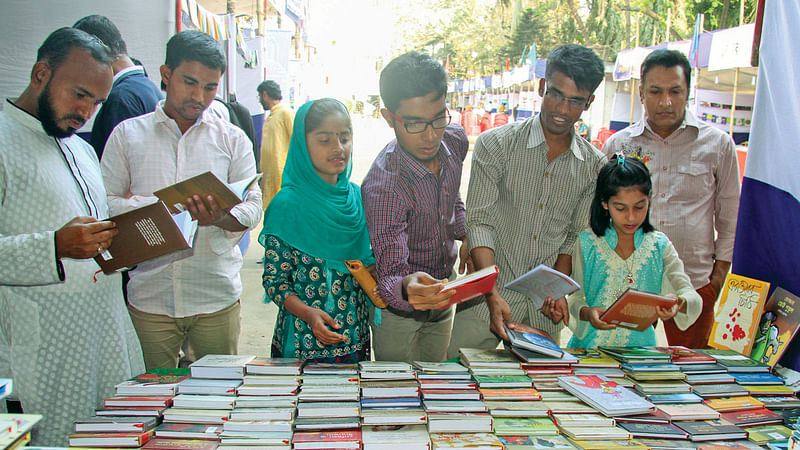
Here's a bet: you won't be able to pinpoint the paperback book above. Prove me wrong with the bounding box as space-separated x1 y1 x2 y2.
708 273 770 354
503 264 580 309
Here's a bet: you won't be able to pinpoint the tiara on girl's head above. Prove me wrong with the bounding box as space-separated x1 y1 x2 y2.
615 152 625 166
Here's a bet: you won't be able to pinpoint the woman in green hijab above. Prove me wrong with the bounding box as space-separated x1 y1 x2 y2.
259 98 373 362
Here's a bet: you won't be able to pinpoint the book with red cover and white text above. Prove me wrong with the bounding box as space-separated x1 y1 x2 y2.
599 288 678 331
438 265 499 309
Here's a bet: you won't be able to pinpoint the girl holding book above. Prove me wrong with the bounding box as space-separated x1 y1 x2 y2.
566 154 701 348
260 98 374 362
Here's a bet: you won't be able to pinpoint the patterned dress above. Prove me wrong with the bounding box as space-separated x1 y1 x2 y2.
262 235 370 362
567 227 699 348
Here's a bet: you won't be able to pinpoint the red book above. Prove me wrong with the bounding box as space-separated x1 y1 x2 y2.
143 439 219 450
599 288 679 331
104 396 173 408
96 406 167 417
292 429 362 450
649 346 717 364
68 430 153 447
719 407 784 427
438 265 499 309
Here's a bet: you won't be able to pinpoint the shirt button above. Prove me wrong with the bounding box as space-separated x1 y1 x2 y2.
660 193 666 198
660 221 665 225
528 266 533 271
545 172 550 177
662 166 667 171
533 235 537 240
538 203 544 209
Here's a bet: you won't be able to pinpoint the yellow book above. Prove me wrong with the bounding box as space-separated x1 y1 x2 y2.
708 273 770 355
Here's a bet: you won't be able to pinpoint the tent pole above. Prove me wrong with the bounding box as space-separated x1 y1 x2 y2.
629 79 637 124
729 68 740 137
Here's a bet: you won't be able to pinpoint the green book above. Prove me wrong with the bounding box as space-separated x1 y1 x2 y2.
493 417 559 436
473 375 532 388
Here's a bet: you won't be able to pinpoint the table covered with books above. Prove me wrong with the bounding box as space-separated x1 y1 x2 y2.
37 344 800 450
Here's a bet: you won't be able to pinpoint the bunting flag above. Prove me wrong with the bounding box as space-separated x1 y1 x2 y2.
731 0 800 370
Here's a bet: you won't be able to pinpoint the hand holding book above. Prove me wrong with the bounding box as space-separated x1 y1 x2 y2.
581 306 617 330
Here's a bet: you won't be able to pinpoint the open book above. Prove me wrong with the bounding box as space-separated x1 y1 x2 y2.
599 288 678 331
504 324 564 358
154 171 262 214
504 264 580 309
94 201 198 274
438 265 499 309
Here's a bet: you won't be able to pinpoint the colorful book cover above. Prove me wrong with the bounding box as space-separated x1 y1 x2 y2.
597 346 671 362
719 407 784 427
656 403 720 420
567 439 648 449
732 372 785 385
493 417 559 436
704 396 765 411
699 348 771 372
479 388 541 400
440 265 499 308
617 421 689 439
564 348 620 367
745 424 793 444
292 429 362 444
428 432 504 448
708 273 770 354
473 375 532 388
557 375 655 416
649 346 717 364
646 393 704 404
497 435 575 449
750 287 800 367
505 325 564 358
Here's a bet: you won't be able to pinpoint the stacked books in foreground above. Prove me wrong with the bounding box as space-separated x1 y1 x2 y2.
61 343 800 450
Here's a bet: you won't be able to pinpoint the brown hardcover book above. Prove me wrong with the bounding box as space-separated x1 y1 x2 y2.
599 288 678 331
154 171 261 214
94 202 197 274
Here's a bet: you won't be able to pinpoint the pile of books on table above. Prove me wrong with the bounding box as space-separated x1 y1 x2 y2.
59 343 800 450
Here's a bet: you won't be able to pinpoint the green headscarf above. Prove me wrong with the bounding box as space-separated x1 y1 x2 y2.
258 99 374 274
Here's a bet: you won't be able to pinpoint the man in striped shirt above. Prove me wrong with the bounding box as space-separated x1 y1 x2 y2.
447 45 607 356
362 52 471 362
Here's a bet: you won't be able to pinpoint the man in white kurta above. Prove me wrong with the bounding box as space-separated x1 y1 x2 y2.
0 28 144 446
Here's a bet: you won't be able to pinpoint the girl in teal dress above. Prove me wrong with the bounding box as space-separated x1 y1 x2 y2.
260 99 374 362
567 154 701 348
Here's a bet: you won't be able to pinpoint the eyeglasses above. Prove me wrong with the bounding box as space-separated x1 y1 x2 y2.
386 109 451 134
545 88 589 109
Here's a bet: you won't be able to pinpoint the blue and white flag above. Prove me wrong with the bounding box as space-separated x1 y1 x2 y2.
731 0 800 370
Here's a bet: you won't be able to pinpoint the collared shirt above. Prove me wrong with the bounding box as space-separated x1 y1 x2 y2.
603 109 740 288
467 114 606 335
361 124 469 311
260 103 294 209
102 102 262 318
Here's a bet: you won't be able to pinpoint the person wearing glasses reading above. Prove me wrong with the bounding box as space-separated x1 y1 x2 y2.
361 52 472 363
447 45 607 357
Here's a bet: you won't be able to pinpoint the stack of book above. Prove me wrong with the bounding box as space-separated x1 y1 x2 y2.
0 413 41 449
69 370 189 447
359 361 425 428
154 356 255 447
294 363 361 448
565 348 626 379
220 357 301 449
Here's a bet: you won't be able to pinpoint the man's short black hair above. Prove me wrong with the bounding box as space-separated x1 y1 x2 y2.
73 15 127 58
641 49 692 96
545 44 605 94
165 30 226 74
379 51 447 112
37 27 112 73
257 80 282 101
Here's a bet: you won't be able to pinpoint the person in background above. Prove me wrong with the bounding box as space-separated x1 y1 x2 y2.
0 27 143 446
493 104 508 128
102 31 262 370
602 49 740 349
261 98 373 362
448 44 606 357
258 80 294 209
72 15 161 159
362 52 472 363
566 155 701 348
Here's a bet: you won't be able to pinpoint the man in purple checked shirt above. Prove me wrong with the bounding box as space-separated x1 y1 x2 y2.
362 52 472 363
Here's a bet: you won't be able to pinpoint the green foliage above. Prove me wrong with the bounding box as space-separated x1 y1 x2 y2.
393 0 755 78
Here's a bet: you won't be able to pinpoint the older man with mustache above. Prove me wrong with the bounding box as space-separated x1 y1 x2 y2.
603 49 741 349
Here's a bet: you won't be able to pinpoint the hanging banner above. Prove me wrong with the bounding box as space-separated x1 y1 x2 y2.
707 23 755 71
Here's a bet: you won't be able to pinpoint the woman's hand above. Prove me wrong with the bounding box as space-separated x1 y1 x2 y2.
657 303 679 322
581 306 617 330
305 308 347 346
